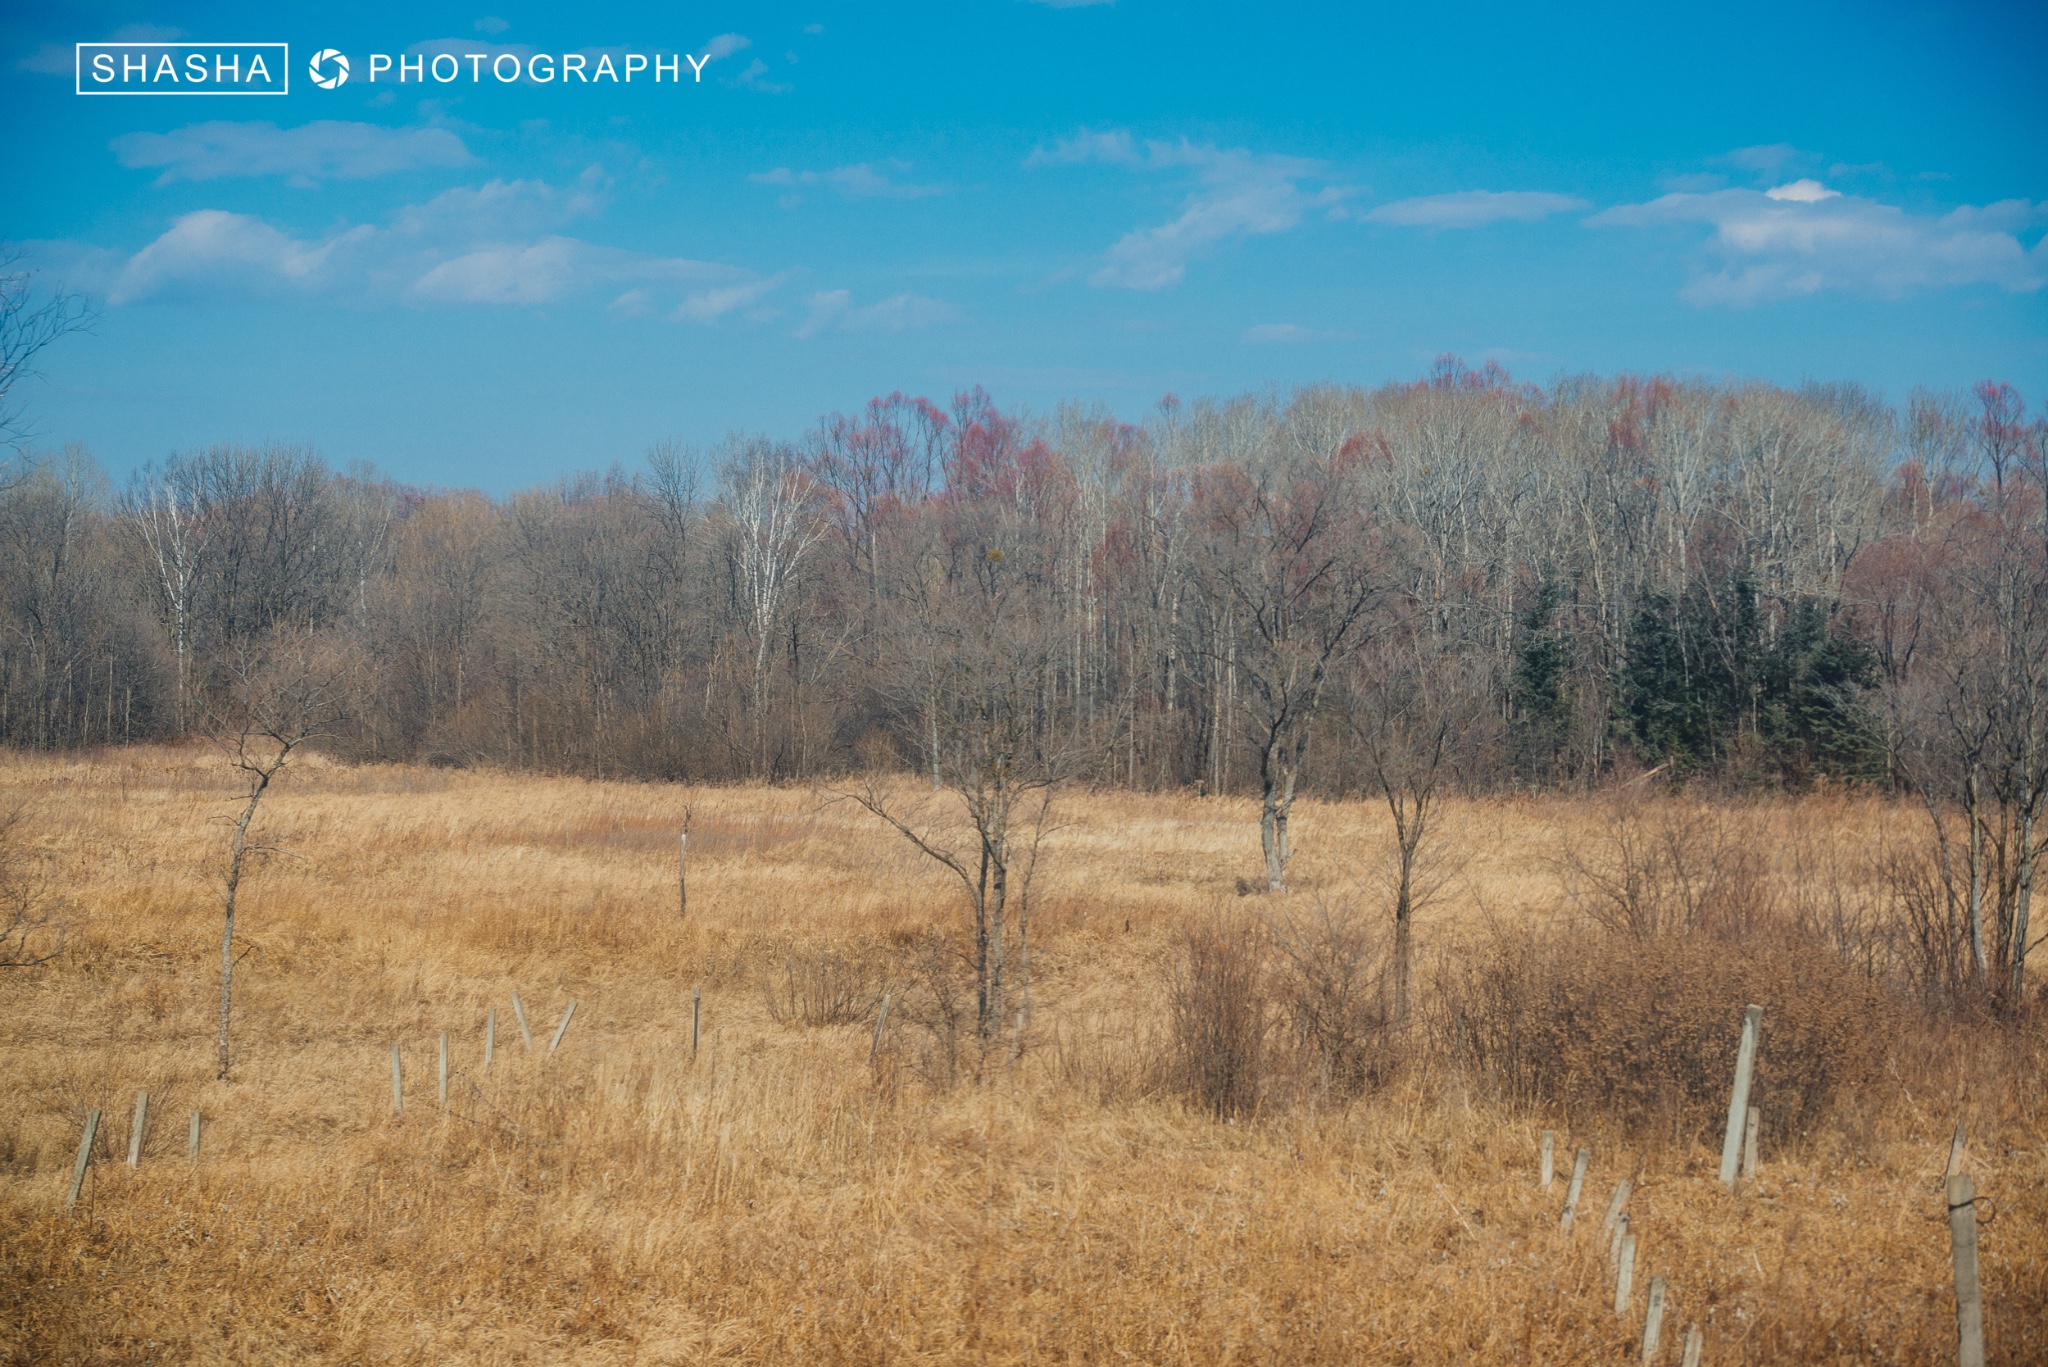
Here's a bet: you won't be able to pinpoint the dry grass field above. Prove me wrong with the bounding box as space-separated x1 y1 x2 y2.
0 745 2041 1364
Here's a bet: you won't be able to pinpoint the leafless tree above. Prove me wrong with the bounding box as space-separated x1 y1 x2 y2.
205 632 346 1079
0 247 93 458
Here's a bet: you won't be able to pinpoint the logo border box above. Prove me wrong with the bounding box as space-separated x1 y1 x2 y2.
76 42 291 96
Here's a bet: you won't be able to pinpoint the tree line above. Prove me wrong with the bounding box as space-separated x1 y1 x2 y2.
3 360 2044 1001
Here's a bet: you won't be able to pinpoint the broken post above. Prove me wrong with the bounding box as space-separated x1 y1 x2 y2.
1540 1129 1555 1190
188 1110 202 1164
510 990 534 1051
1945 1121 1968 1182
127 1090 149 1168
65 1109 100 1209
1680 1325 1704 1367
1561 1147 1591 1231
1743 1106 1760 1181
1614 1233 1637 1315
548 1000 578 1057
870 992 892 1067
1609 1212 1631 1265
1947 1173 1985 1367
484 1007 496 1073
391 1044 403 1115
438 1031 450 1107
1718 1004 1764 1188
1642 1276 1667 1362
692 986 702 1061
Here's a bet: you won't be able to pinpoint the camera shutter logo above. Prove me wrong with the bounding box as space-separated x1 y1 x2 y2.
309 49 349 88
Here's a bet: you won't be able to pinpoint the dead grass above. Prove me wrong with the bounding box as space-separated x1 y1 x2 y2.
0 746 2041 1364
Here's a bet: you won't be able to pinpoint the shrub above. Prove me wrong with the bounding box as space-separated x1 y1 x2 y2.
1439 923 1893 1146
765 942 884 1028
1168 916 1268 1120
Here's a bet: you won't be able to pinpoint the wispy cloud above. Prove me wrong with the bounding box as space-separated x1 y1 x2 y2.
112 121 472 186
1243 322 1353 344
1363 190 1588 229
1591 184 2048 305
796 288 953 338
63 173 760 313
1033 129 1350 290
730 57 789 92
750 162 945 202
19 24 186 73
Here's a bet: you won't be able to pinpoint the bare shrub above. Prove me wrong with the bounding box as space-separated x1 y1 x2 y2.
1556 796 1773 941
765 942 884 1027
0 805 63 970
1267 895 1393 1099
1168 915 1268 1120
1439 923 1893 1146
890 929 975 1090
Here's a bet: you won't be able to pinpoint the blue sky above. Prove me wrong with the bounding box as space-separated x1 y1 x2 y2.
4 1 2046 490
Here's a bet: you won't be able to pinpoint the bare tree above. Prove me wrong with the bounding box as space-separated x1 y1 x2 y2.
125 460 213 733
719 437 826 777
1195 451 1378 892
0 247 93 457
206 633 345 1079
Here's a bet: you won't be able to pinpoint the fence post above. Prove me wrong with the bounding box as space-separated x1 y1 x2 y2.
127 1090 149 1168
485 1008 496 1073
1680 1325 1704 1367
1560 1147 1591 1231
1609 1212 1631 1265
1947 1173 1985 1367
1945 1121 1968 1181
510 990 534 1051
1540 1129 1555 1190
188 1110 202 1164
1641 1276 1667 1362
65 1109 100 1209
679 823 689 920
1601 1179 1634 1240
870 993 892 1067
548 1000 578 1057
438 1031 450 1107
1718 1004 1764 1188
1743 1106 1760 1181
391 1044 403 1115
1614 1233 1637 1315
692 986 702 1061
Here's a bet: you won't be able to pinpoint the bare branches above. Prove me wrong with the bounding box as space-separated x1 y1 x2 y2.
0 246 95 456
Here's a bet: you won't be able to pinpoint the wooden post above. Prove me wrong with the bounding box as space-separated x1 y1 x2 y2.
1945 1121 1968 1181
1742 1106 1760 1181
1609 1212 1631 1264
438 1031 450 1107
1680 1325 1704 1367
1718 1004 1764 1188
1642 1276 1667 1362
870 993 892 1067
1601 1178 1634 1239
391 1044 403 1115
510 990 533 1050
1560 1147 1591 1231
65 1109 100 1209
548 1000 578 1057
188 1110 202 1164
1614 1233 1637 1315
484 1008 496 1073
1947 1173 1985 1367
1540 1129 1555 1189
692 986 702 1061
679 811 690 920
127 1090 149 1168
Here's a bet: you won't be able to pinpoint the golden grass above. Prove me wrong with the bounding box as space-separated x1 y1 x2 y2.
0 746 2041 1363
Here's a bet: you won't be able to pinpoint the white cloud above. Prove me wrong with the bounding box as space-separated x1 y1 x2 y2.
1764 179 1839 203
78 174 758 315
1033 130 1348 290
731 57 789 92
112 121 472 185
1363 190 1589 229
749 162 944 201
1591 187 2048 305
475 16 510 34
703 33 751 61
796 289 952 338
1244 323 1351 344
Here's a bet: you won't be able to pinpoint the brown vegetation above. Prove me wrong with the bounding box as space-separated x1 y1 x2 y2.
0 746 2043 1363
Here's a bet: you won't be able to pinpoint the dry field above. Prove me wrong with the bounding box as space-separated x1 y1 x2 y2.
0 745 2041 1364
